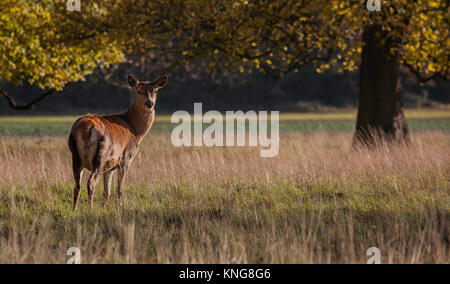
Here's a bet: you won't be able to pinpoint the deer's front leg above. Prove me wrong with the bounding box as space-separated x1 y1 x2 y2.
117 166 129 199
117 147 137 200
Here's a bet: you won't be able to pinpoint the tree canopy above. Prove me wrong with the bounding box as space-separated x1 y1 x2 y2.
2 0 448 93
0 0 123 109
61 0 449 81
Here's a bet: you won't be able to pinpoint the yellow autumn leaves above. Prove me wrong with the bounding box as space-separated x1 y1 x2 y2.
1 0 448 91
0 0 124 90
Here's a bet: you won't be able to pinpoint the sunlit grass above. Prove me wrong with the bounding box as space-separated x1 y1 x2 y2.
0 131 448 263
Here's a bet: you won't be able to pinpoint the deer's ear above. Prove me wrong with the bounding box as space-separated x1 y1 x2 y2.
128 74 138 87
154 75 168 89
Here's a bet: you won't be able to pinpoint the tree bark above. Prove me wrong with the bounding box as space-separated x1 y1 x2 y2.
354 25 409 146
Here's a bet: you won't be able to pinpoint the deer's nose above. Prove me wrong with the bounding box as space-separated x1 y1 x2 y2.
145 101 154 109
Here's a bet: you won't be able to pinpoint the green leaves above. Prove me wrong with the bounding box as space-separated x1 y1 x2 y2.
0 0 123 90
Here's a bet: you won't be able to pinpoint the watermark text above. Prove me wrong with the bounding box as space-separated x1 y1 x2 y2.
171 103 279 158
367 0 381 12
67 0 81 12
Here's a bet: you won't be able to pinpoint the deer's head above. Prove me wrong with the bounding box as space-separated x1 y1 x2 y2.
128 74 168 111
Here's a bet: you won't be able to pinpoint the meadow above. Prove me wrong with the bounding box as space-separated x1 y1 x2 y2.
0 110 448 263
1 109 450 136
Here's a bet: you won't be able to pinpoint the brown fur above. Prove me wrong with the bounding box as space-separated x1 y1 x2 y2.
68 74 168 209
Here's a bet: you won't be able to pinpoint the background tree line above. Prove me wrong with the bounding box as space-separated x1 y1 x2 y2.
1 61 448 115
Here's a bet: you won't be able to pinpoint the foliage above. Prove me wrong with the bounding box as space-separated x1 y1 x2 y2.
0 0 123 90
67 0 449 80
1 0 448 95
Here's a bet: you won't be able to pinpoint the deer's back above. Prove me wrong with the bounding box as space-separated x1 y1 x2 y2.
69 113 138 171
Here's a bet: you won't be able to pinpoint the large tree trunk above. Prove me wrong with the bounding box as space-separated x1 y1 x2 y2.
354 25 409 146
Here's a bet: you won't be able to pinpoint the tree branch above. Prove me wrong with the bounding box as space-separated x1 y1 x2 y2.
0 88 56 110
403 62 450 83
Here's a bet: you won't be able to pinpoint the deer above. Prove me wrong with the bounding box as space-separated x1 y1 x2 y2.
68 74 168 209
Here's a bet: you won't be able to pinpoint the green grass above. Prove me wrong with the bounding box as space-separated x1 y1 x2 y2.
1 175 448 263
0 111 448 263
1 109 449 136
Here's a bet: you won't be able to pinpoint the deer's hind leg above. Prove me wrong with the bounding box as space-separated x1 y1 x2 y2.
87 136 107 208
69 134 83 210
87 169 102 208
73 168 83 210
103 170 115 203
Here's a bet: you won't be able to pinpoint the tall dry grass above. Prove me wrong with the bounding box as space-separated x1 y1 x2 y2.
0 131 448 263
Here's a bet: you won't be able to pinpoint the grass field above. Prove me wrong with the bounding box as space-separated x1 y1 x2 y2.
1 109 449 136
0 110 448 263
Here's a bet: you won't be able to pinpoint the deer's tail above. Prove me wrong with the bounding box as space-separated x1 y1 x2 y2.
69 114 105 170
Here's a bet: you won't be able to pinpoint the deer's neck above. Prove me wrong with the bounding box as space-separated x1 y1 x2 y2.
126 101 155 143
